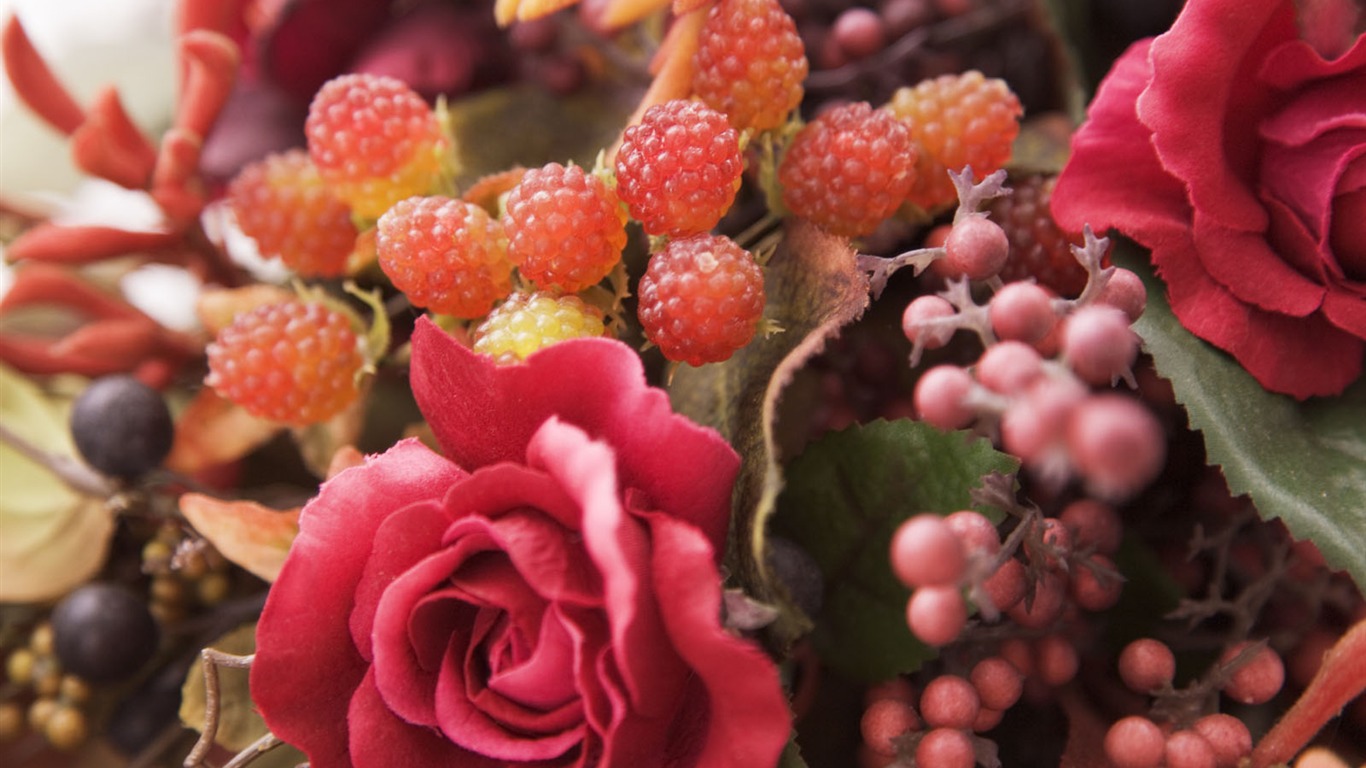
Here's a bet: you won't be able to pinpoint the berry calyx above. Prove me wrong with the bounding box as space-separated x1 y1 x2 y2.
471 291 607 363
227 149 358 278
376 196 513 318
205 300 364 425
691 0 807 132
305 73 449 219
614 100 743 237
779 101 917 237
502 162 627 292
636 233 766 365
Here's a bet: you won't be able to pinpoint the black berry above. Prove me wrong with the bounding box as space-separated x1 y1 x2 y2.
51 583 159 683
70 375 173 480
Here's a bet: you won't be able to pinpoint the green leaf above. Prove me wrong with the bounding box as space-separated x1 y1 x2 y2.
1118 246 1366 588
772 420 1018 682
670 219 870 649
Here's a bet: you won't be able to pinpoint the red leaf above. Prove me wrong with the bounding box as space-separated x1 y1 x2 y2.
6 223 177 266
1 15 85 134
70 87 158 188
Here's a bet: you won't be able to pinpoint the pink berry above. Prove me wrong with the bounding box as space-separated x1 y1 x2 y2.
860 698 919 756
892 514 967 587
1066 394 1166 501
915 365 976 431
1118 638 1175 694
943 510 1000 556
1007 570 1067 630
1069 554 1123 611
1104 716 1166 768
1164 730 1218 768
1033 633 1079 686
1000 375 1087 471
981 557 1027 613
1098 267 1147 322
1220 641 1284 705
832 7 887 59
1062 304 1138 385
1040 518 1073 569
941 215 1010 281
1059 499 1123 556
970 656 1023 711
919 675 980 730
915 728 976 768
975 340 1044 394
989 282 1057 343
906 586 968 646
971 706 1003 733
1191 713 1251 768
903 295 957 349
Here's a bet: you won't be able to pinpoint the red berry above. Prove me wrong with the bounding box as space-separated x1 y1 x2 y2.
832 8 887 60
989 282 1058 344
1059 499 1123 556
614 99 743 237
943 510 1000 556
1033 633 1079 686
228 149 358 277
914 365 976 431
1000 375 1087 472
991 174 1091 296
981 557 1027 614
915 728 976 768
940 216 1010 281
691 0 807 132
970 656 1023 711
1220 641 1284 705
906 585 967 646
919 675 980 730
1191 714 1251 768
891 514 966 587
1104 716 1166 768
205 301 362 425
1066 394 1166 501
903 295 958 349
1007 569 1067 630
1118 638 1175 694
503 162 627 292
888 71 1023 211
860 698 919 756
1098 267 1147 322
1062 305 1139 385
636 233 765 365
779 101 917 237
305 74 448 219
975 340 1044 395
1165 730 1218 768
376 196 513 318
1069 554 1123 611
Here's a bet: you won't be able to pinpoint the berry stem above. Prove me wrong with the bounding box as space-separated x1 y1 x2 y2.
183 649 255 768
0 420 114 497
1249 619 1366 768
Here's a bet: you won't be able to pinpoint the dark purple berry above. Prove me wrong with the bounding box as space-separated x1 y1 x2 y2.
51 583 159 683
70 375 173 480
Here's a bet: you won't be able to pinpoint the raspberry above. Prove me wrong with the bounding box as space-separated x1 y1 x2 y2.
205 301 363 425
502 163 627 292
376 196 513 318
778 102 917 238
305 74 449 219
691 0 808 132
636 233 765 365
614 100 744 237
888 71 1022 211
228 149 358 278
471 291 607 363
989 175 1091 297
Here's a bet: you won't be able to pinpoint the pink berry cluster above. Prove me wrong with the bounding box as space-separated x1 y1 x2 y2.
881 170 1162 501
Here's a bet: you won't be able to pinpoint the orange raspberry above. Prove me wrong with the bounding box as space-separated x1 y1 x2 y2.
637 233 765 365
692 0 808 132
991 174 1093 297
888 71 1023 211
503 163 627 292
376 196 513 318
205 301 363 425
227 149 358 278
305 74 449 219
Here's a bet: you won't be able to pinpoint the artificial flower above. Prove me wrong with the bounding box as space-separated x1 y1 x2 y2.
1051 0 1366 399
250 317 789 767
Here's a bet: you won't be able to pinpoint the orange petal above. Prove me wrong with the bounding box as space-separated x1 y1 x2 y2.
179 493 300 582
195 283 294 334
515 0 582 22
597 0 673 29
151 128 207 224
608 8 705 160
175 30 240 140
1 15 85 134
0 262 146 319
165 387 282 475
71 87 158 189
49 317 161 366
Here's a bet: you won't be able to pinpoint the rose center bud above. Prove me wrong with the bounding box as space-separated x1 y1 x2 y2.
1330 187 1366 280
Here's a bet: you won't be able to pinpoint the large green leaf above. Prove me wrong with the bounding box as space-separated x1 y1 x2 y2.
1119 247 1366 588
772 420 1018 682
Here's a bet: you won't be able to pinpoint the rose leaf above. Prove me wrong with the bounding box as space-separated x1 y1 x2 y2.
771 419 1018 683
1119 245 1366 587
670 219 870 650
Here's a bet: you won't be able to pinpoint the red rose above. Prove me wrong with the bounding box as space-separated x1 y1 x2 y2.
250 318 790 767
1051 0 1366 399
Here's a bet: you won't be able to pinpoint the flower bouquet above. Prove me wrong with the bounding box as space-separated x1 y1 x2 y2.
0 0 1362 766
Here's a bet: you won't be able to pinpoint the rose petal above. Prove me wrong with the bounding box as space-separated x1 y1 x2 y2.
1323 292 1366 338
1259 75 1366 148
1191 216 1325 317
410 318 738 551
1137 0 1296 232
645 513 790 767
524 419 690 729
1153 229 1364 399
349 667 502 768
1050 41 1193 249
252 439 465 768
349 500 451 662
1259 28 1366 91
486 509 603 605
488 603 579 709
1261 128 1366 248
